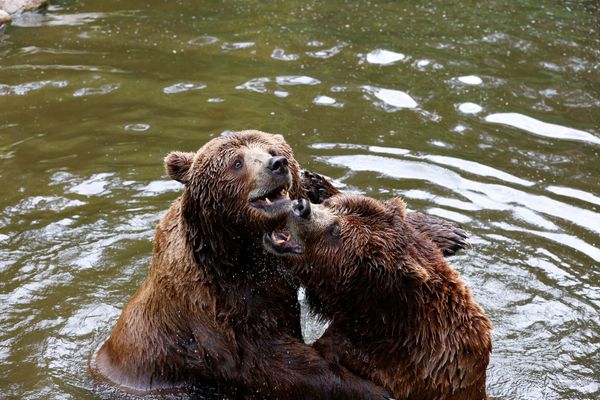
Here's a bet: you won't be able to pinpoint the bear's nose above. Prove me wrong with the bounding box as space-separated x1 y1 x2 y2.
292 198 311 219
267 156 288 174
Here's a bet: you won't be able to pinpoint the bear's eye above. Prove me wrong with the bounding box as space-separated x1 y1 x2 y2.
268 149 277 156
232 159 244 170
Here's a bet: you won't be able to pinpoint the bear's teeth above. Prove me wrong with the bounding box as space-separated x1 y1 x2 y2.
265 197 272 205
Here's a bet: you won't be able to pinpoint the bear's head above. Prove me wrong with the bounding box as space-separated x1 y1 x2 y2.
264 194 431 290
165 130 302 264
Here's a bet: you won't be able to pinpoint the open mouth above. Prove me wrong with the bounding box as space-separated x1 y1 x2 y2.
263 228 304 255
249 184 290 209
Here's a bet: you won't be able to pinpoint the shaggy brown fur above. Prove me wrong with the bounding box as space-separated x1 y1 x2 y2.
299 170 469 257
90 131 392 399
264 194 492 400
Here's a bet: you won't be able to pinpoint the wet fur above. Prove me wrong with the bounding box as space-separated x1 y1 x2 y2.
90 131 391 399
277 194 492 400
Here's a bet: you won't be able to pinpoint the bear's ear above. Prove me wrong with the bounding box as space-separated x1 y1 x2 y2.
273 134 286 143
386 197 406 217
165 151 194 184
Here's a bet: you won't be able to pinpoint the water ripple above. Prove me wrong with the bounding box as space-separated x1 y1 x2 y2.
493 223 600 263
236 77 270 93
186 35 219 46
163 82 207 94
485 113 600 145
275 75 321 85
457 102 483 114
361 85 418 110
456 75 483 85
0 80 68 96
306 43 346 59
73 83 120 97
271 48 299 61
319 153 600 239
546 186 600 207
68 173 114 196
313 95 341 107
221 41 255 51
3 64 126 73
12 12 109 28
364 49 407 65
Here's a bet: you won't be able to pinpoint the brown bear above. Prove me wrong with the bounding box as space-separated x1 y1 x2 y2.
264 195 492 400
90 130 469 398
90 130 394 399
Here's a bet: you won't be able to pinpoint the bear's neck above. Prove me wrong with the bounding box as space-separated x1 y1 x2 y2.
177 197 277 284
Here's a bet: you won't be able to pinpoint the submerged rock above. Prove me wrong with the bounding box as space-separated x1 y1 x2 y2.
0 0 47 14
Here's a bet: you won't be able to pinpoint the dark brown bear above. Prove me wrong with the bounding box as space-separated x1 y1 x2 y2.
90 131 392 399
264 195 492 400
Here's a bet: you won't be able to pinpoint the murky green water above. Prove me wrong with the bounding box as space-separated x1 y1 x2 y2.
1 1 599 399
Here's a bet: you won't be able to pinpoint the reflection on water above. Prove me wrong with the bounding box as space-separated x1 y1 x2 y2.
364 48 407 65
361 85 419 110
485 112 600 145
1 1 599 399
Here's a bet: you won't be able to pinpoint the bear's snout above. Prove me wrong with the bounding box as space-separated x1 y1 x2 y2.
267 156 289 175
292 198 311 219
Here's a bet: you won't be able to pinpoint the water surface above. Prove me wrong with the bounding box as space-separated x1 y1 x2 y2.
1 1 599 399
